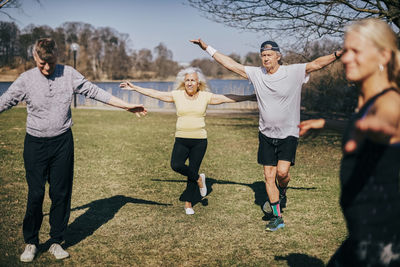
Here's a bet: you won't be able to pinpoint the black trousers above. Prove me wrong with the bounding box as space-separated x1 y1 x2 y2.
22 129 74 245
170 137 207 203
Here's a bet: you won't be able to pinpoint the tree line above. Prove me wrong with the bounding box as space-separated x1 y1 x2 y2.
0 21 178 80
0 21 266 80
0 20 356 114
1 21 260 80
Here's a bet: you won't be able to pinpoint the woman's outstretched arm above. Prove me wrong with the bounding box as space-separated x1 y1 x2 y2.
344 92 400 152
209 93 257 105
120 81 174 103
298 118 347 136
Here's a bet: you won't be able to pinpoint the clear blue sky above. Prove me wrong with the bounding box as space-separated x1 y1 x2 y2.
1 0 268 63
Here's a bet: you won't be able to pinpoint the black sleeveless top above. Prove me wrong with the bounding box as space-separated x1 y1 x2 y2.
340 88 400 242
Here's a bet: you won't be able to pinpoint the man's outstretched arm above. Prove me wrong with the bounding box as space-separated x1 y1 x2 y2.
305 50 343 74
190 38 248 79
107 96 147 117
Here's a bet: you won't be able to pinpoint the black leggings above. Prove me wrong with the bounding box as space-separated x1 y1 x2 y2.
170 137 207 203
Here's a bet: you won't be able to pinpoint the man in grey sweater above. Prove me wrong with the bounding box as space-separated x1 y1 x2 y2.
0 38 146 262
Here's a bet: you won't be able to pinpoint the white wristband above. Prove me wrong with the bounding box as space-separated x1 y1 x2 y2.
206 46 217 57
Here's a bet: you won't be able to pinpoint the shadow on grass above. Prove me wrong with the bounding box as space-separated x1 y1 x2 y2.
53 195 171 249
150 178 209 207
275 253 324 267
151 177 317 220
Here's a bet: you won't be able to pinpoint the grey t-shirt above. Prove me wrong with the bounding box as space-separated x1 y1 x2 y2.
0 64 112 137
245 64 309 138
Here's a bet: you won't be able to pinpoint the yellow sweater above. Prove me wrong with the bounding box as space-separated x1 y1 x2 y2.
171 90 213 139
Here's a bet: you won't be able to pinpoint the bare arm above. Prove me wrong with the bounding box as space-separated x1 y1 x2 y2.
344 92 400 152
300 92 400 152
190 38 248 79
120 81 174 103
298 118 347 136
305 50 343 74
210 93 257 105
106 96 147 117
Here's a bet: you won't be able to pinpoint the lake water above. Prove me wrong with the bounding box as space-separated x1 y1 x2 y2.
0 80 257 110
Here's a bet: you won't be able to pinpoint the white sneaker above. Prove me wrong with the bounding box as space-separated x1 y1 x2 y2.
48 243 69 260
185 207 195 215
20 244 38 262
199 173 207 197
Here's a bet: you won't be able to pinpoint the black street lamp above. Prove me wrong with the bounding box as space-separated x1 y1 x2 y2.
71 43 80 108
27 44 34 59
26 44 34 69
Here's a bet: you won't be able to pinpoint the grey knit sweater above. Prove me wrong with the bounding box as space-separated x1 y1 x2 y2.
0 65 112 137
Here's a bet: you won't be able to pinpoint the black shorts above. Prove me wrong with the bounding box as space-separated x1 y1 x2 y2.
257 132 298 166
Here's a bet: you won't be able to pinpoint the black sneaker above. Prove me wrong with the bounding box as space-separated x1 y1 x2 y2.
265 216 285 232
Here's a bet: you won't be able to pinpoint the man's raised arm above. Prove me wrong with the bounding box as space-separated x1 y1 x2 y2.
190 38 248 79
305 50 343 74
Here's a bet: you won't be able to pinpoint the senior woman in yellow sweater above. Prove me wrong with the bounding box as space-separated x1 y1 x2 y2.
120 67 255 214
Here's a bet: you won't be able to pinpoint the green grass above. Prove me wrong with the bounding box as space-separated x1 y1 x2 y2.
0 108 347 266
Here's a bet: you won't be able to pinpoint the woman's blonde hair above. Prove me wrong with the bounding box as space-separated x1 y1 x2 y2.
173 67 209 91
346 18 400 88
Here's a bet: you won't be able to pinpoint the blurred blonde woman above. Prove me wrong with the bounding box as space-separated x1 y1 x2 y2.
120 67 255 215
299 18 400 266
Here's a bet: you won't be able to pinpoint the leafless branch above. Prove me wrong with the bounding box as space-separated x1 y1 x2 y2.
0 0 12 9
187 0 400 42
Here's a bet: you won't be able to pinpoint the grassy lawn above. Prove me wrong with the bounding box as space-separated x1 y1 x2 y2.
0 108 347 266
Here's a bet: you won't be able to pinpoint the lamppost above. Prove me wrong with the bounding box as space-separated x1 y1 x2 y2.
71 43 80 108
27 44 34 59
25 44 34 69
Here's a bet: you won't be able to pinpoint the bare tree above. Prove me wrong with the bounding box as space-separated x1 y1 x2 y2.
135 48 153 72
243 52 261 66
154 43 179 78
190 58 222 77
0 0 41 19
188 0 400 43
0 21 19 67
0 0 20 9
190 54 242 78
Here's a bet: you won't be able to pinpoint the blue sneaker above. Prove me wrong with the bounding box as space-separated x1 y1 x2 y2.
265 216 285 232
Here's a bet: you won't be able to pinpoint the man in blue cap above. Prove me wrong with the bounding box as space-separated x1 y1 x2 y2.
191 38 342 231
